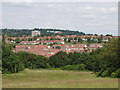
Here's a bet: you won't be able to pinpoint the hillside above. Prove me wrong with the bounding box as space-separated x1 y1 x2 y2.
2 28 86 37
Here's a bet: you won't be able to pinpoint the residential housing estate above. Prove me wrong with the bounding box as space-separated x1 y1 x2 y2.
4 32 118 57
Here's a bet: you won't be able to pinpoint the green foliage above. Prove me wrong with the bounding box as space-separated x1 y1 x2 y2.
92 38 120 78
55 46 61 49
116 69 120 78
101 70 108 77
111 72 117 78
17 51 49 69
78 38 83 43
49 51 70 67
62 65 80 71
8 38 13 41
2 45 24 74
62 64 86 71
2 32 119 79
2 44 50 74
15 38 21 43
3 28 86 36
79 64 86 70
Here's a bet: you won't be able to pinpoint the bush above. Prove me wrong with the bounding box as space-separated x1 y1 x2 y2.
62 65 79 71
116 69 120 78
101 70 108 77
111 72 117 78
79 64 86 70
106 68 115 76
95 72 99 75
62 64 86 71
24 68 30 71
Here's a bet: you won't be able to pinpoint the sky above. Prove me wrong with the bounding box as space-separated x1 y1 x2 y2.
1 0 118 35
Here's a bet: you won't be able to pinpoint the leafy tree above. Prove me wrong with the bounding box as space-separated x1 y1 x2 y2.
49 51 70 67
98 37 103 43
17 51 49 69
15 38 21 43
92 38 120 78
8 38 13 41
78 38 83 43
74 37 78 41
2 45 24 74
28 38 33 41
64 38 67 42
55 46 61 49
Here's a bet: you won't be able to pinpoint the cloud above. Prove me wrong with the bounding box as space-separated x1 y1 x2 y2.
3 2 34 8
82 14 96 18
85 6 94 10
86 23 102 26
44 22 52 26
0 22 2 28
47 4 62 8
99 7 117 13
2 0 33 2
2 0 119 2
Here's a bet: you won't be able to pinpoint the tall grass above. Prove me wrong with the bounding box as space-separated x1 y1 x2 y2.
2 69 118 88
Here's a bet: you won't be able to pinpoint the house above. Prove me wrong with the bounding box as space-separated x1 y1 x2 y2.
87 43 104 50
89 43 104 47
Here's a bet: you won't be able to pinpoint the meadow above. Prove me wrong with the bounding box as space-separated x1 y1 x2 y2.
2 69 118 88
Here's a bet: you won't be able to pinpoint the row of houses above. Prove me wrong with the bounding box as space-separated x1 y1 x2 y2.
20 40 65 45
13 43 104 57
4 35 119 44
5 35 118 40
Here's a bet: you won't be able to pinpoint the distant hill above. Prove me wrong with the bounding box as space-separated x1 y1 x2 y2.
2 28 86 37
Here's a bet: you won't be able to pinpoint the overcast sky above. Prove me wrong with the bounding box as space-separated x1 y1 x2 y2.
1 1 118 35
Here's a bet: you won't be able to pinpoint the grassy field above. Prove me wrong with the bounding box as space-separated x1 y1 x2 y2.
2 69 118 88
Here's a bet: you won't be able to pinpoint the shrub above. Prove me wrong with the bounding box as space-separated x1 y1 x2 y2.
116 69 120 78
95 72 99 75
24 68 30 71
62 64 86 71
111 72 117 78
62 65 79 70
106 68 115 76
101 70 108 77
62 65 78 70
79 64 86 70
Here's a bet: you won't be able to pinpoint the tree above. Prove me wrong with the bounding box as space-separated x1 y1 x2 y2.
106 34 112 36
15 38 21 43
2 45 24 74
74 37 78 41
92 38 120 78
8 38 13 41
49 51 70 67
64 38 67 42
98 37 103 43
67 37 73 42
17 51 49 69
78 38 83 43
87 37 91 43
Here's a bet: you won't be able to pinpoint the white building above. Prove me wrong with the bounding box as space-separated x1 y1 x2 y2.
32 31 41 37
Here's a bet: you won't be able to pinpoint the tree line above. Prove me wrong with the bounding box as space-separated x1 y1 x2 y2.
2 38 120 78
2 28 86 37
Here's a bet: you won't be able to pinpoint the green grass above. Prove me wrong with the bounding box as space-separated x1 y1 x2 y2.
2 70 118 88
